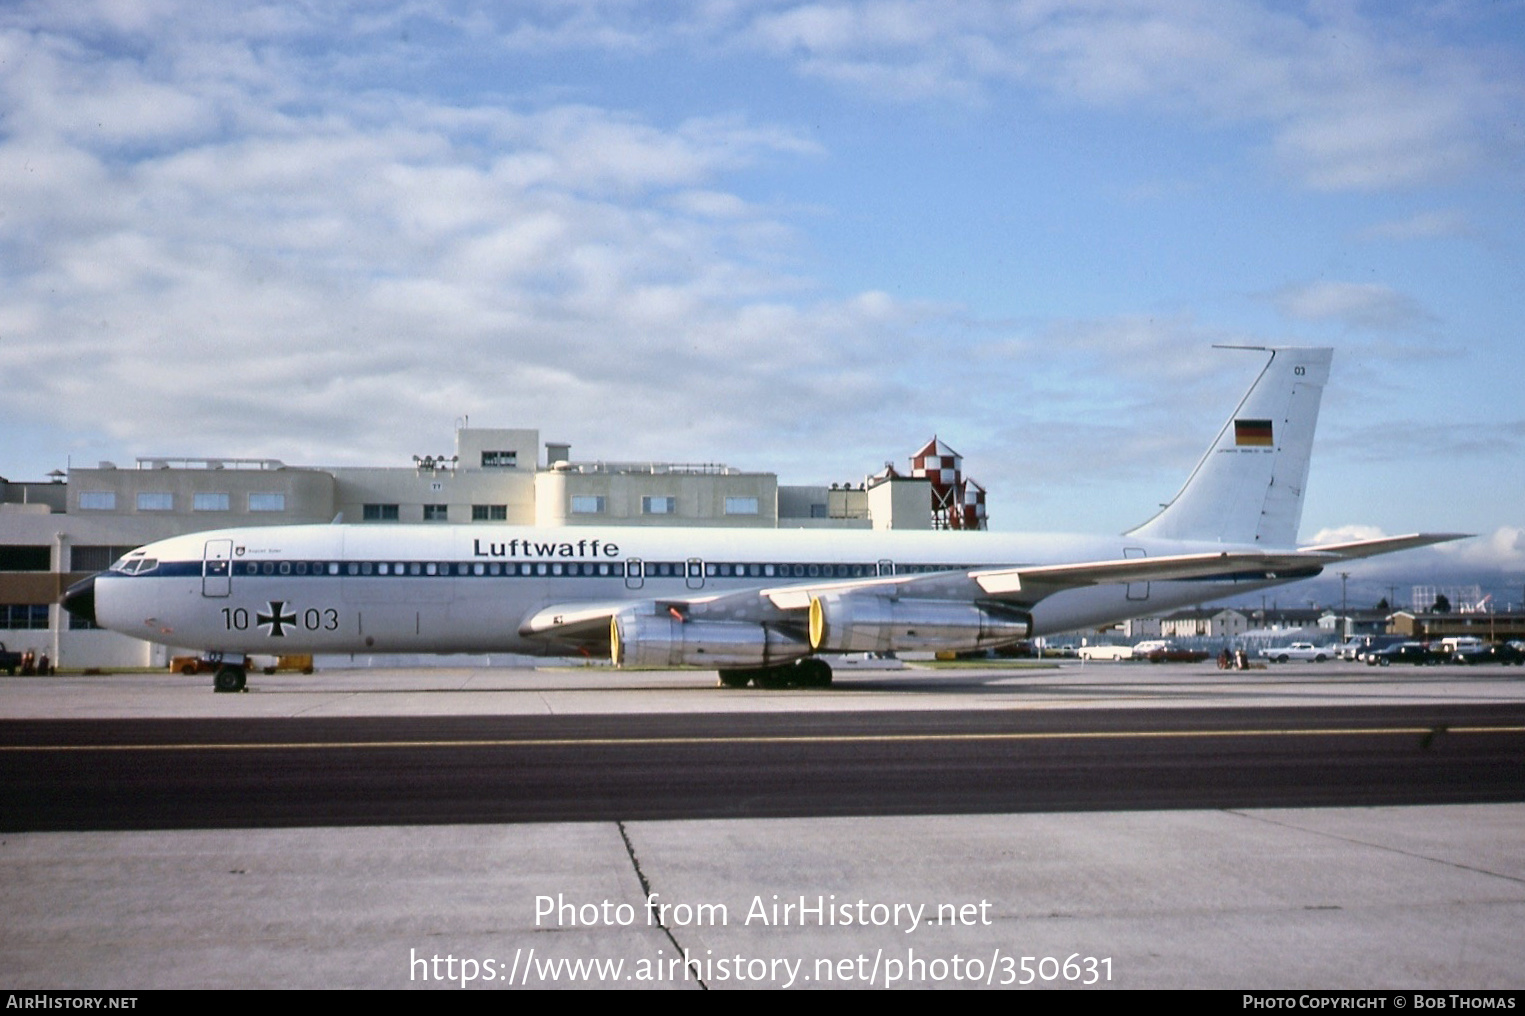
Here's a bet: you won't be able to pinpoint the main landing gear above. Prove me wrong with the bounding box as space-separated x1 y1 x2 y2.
717 657 833 689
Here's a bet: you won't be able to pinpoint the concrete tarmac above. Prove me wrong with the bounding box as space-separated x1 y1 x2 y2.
2 661 1523 990
7 658 1525 717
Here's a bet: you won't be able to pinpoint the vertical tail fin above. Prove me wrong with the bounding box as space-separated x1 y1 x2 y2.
1126 346 1332 548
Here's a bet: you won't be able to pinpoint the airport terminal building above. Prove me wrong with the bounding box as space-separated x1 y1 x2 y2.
0 428 939 669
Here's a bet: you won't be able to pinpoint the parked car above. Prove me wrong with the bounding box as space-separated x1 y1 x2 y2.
1077 644 1135 661
1349 635 1407 663
1365 642 1443 666
1132 640 1211 663
1448 641 1525 666
1259 642 1336 663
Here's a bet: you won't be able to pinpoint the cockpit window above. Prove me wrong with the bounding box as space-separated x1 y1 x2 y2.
110 556 158 575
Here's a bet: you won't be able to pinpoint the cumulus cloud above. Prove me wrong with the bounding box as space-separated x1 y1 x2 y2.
171 1 1520 192
5 2 1312 495
0 4 916 480
0 0 1263 520
1269 281 1436 331
1441 526 1525 571
727 0 1521 190
1356 210 1474 243
1308 524 1389 547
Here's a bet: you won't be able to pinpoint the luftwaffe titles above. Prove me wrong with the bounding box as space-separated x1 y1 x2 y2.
473 538 620 559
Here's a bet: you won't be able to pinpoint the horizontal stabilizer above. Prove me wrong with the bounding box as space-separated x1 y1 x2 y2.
1299 533 1471 560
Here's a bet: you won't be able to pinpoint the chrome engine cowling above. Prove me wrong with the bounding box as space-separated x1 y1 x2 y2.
808 593 1031 654
611 609 810 669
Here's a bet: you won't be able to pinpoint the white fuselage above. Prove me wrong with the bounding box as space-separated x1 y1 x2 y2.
92 524 1302 657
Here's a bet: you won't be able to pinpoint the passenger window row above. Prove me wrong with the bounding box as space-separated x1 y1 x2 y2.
224 560 970 579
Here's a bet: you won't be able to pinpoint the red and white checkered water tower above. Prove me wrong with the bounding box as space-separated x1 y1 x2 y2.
909 437 987 530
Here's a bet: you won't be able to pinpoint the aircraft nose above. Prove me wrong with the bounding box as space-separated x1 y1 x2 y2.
62 574 96 627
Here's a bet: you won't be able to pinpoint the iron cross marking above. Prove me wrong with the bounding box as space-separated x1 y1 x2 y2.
257 601 297 637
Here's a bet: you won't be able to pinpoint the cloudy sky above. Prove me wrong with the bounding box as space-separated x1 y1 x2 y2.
2 1 1522 606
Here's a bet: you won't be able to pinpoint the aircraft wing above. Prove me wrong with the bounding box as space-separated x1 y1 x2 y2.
968 549 1336 602
517 547 1345 647
754 548 1336 609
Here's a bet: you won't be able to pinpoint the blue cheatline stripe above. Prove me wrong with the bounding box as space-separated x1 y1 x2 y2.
118 561 1298 583
118 560 988 581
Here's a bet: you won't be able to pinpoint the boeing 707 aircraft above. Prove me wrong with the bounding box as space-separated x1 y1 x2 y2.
62 346 1463 691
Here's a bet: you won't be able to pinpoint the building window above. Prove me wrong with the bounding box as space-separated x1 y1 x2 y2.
724 497 759 515
810 503 828 519
481 450 517 468
423 504 448 522
472 504 508 521
1 604 49 630
136 492 173 511
571 496 605 515
642 496 676 515
78 492 116 510
363 504 400 522
0 546 51 571
248 493 286 512
194 492 230 512
71 546 137 572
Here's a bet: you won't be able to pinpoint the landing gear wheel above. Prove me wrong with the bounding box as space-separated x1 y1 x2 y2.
213 665 247 693
718 660 833 689
751 667 793 689
795 658 833 688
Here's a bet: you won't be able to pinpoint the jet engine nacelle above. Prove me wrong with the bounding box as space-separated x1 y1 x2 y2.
611 609 810 669
808 593 1032 654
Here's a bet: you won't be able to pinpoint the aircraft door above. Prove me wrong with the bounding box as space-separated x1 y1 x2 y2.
686 558 704 590
1124 547 1149 601
202 539 233 597
625 558 644 590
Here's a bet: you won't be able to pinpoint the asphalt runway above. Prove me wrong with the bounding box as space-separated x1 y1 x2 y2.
4 704 1524 830
4 660 1524 989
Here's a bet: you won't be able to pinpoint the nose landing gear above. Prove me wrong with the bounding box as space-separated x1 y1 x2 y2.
209 655 248 693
